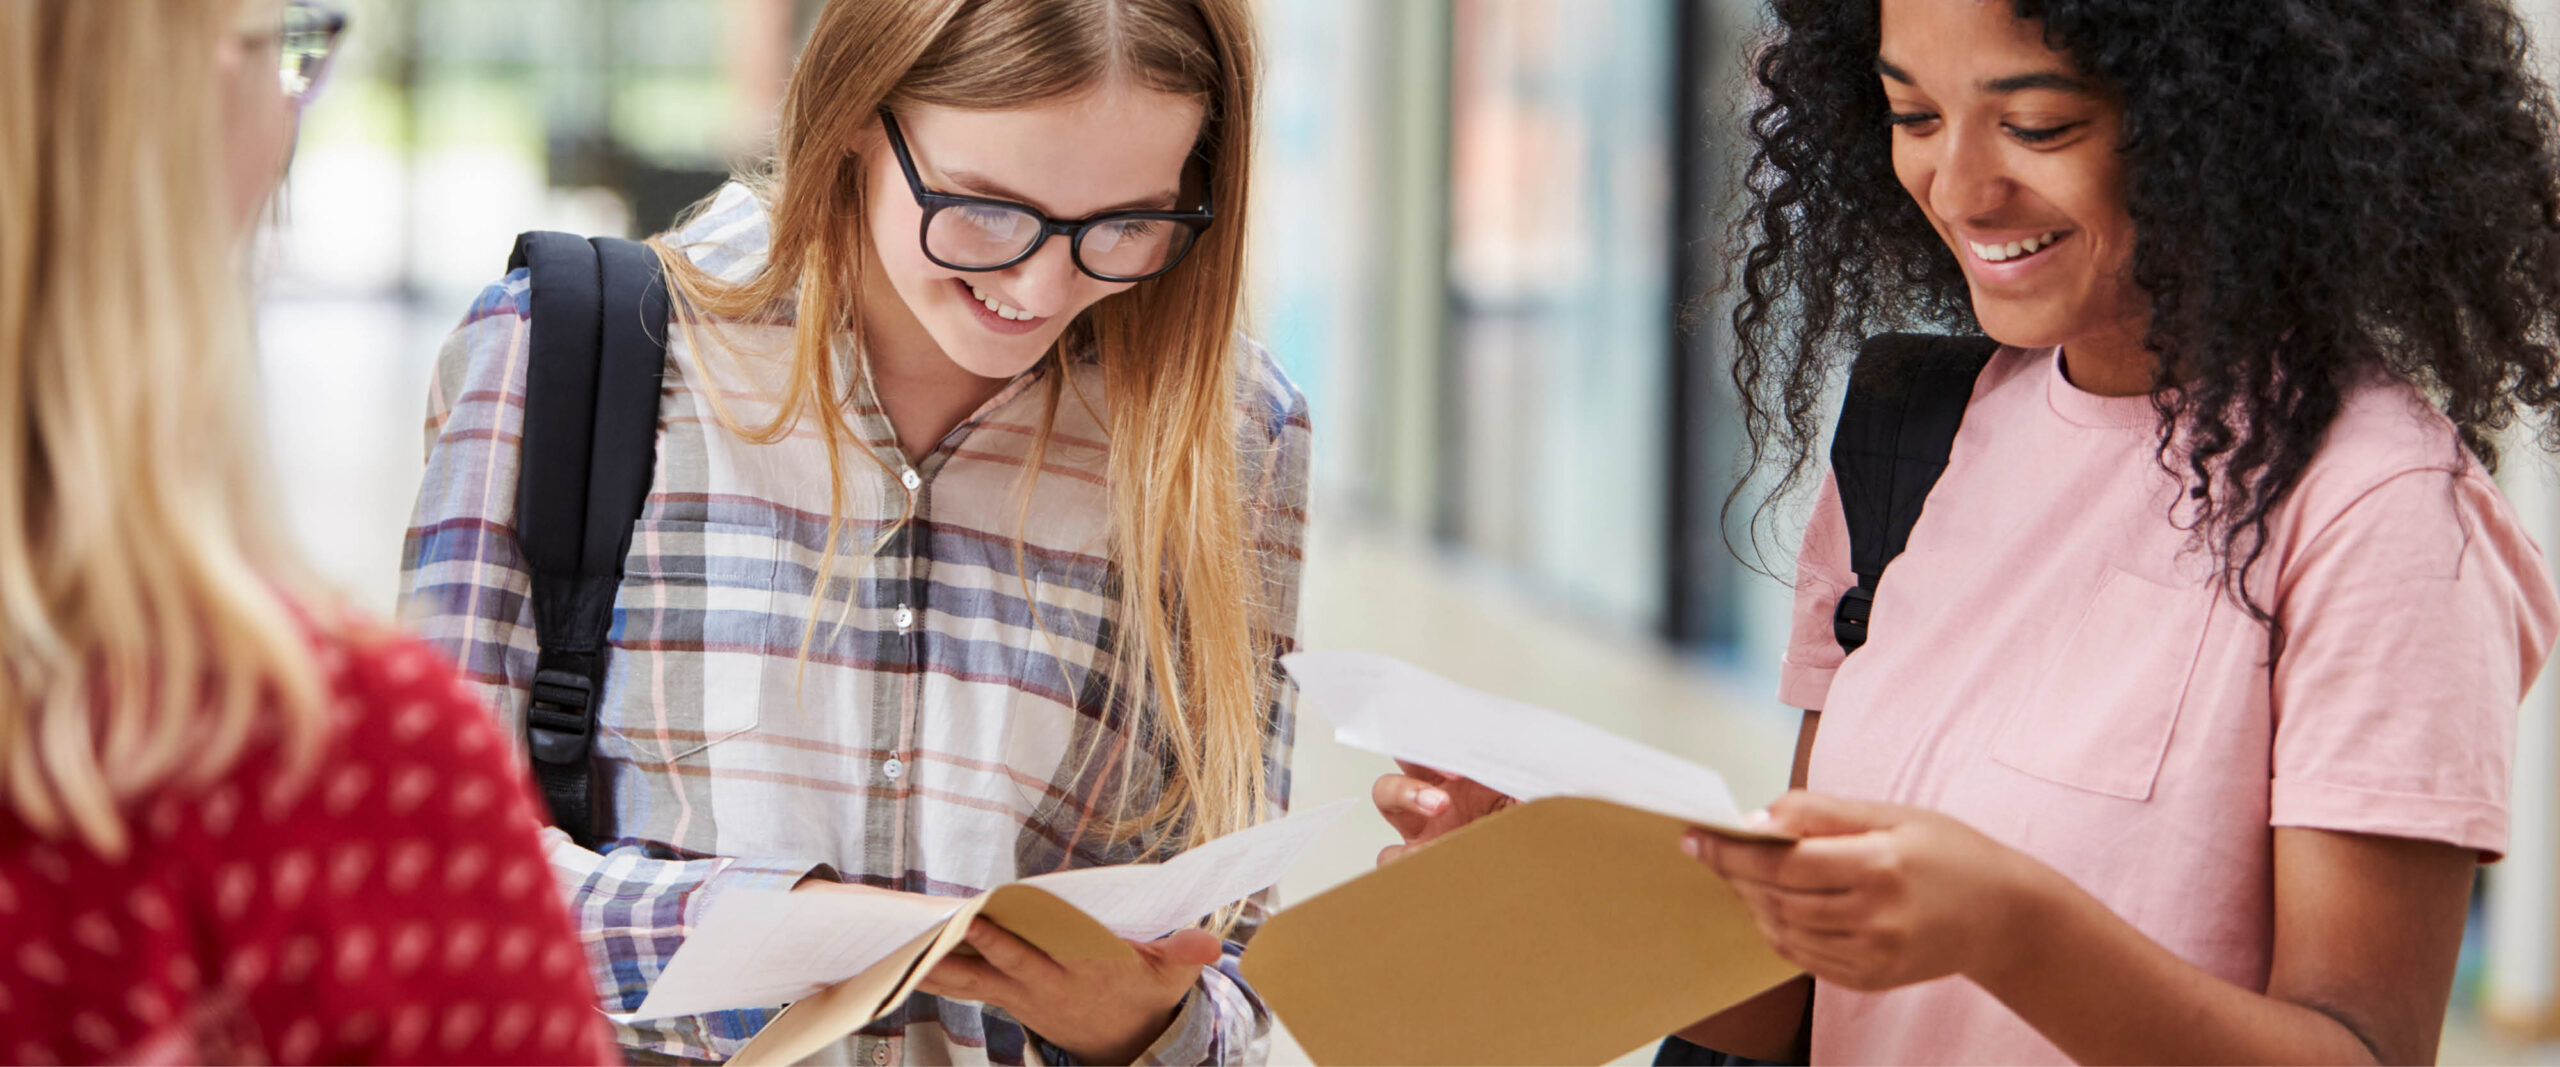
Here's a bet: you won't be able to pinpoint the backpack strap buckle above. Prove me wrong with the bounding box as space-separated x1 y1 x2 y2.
1832 582 1877 654
526 660 596 766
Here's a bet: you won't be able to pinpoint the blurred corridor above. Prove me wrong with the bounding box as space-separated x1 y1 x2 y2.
252 0 2560 1061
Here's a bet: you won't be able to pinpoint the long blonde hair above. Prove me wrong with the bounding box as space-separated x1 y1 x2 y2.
0 0 329 858
652 0 1270 854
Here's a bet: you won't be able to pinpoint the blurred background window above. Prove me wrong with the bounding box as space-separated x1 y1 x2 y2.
1443 0 1674 631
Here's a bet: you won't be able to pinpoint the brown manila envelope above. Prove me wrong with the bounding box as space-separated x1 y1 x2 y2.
611 800 1352 1065
1241 652 1802 1065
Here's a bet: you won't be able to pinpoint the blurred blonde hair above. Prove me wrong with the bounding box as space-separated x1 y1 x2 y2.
0 0 327 858
654 0 1271 856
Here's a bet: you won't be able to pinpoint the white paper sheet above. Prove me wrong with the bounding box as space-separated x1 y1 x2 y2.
627 885 961 1021
1281 650 1750 830
622 800 1353 1021
1021 799 1354 940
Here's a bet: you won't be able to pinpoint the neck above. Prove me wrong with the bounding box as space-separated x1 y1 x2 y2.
855 257 1011 463
2058 322 2156 397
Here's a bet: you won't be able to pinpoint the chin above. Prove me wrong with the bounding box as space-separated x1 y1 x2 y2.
1966 301 2079 352
933 324 1059 380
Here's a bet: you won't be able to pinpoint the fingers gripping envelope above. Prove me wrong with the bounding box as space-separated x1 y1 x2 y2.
615 800 1352 1065
1243 652 1801 1066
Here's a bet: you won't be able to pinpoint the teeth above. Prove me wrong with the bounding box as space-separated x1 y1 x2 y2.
1969 231 2061 263
968 283 1036 322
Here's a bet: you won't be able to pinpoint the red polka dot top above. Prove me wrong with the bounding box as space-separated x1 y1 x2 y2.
0 628 620 1065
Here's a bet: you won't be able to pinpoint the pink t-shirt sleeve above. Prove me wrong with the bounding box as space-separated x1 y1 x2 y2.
1780 470 1855 710
2270 467 2560 859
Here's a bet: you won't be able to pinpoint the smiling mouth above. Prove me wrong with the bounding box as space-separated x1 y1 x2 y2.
1968 231 2067 264
965 281 1041 322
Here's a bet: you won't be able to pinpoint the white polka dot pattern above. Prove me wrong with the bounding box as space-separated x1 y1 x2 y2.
327 841 373 897
271 850 316 910
128 887 173 931
323 765 372 817
452 778 497 819
385 838 434 892
389 922 432 976
198 787 240 839
387 765 436 816
224 944 268 991
446 844 489 895
335 926 376 983
125 986 167 1027
278 935 320 985
492 1001 534 1051
390 702 436 743
71 913 118 956
19 941 66 986
213 863 256 921
0 632 614 1065
278 1018 322 1063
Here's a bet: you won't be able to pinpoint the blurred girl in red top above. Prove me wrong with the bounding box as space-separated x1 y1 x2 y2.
0 2 614 1063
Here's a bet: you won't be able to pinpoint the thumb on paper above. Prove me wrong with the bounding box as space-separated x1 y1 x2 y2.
1763 789 1906 838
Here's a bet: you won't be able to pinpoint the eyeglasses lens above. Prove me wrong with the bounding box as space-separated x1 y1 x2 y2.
276 4 341 103
926 203 1044 269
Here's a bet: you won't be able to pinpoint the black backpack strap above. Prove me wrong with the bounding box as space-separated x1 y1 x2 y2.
508 232 670 849
1827 333 2000 656
1654 1036 1797 1067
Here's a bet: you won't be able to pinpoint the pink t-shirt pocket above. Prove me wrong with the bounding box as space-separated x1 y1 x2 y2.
1991 566 2216 800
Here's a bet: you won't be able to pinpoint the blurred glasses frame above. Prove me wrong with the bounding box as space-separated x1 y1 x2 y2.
276 0 346 106
878 110 1214 284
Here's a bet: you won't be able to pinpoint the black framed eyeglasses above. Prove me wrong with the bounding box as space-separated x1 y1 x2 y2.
880 111 1213 284
278 1 347 105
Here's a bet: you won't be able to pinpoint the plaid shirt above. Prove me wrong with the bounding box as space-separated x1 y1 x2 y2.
397 185 1309 1066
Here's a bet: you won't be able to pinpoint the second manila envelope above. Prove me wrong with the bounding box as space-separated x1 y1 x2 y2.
1242 652 1801 1065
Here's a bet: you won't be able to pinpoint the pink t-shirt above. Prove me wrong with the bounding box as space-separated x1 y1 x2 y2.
1785 346 2559 1065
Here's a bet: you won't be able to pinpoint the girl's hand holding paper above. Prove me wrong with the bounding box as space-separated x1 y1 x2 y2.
1683 790 2052 992
917 917 1224 1064
1371 759 1516 865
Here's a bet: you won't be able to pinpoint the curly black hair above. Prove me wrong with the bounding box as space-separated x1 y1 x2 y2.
1730 0 2560 634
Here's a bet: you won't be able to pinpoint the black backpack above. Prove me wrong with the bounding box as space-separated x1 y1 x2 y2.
506 231 672 850
1653 331 1997 1067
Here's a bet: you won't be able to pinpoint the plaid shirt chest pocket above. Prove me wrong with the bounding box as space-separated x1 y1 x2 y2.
601 519 784 763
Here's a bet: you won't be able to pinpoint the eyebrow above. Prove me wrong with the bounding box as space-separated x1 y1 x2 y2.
1984 71 2096 95
1876 57 2098 97
937 169 1183 217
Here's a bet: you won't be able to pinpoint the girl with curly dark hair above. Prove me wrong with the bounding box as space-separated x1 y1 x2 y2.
1376 0 2560 1060
1657 0 2560 1061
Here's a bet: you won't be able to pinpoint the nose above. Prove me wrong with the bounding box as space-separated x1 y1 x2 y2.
1928 118 2014 228
1000 233 1087 317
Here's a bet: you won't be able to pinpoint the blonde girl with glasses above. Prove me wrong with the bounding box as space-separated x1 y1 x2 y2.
397 1 1306 1063
0 2 613 1063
